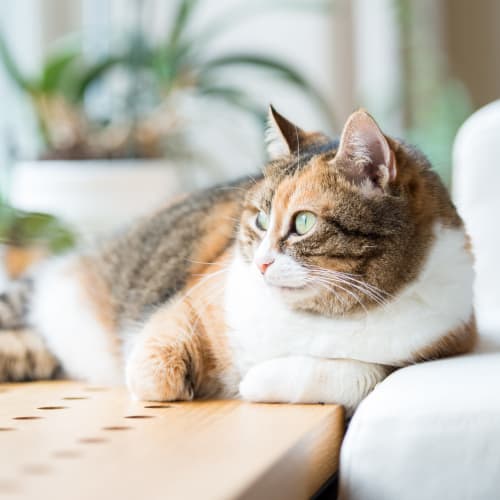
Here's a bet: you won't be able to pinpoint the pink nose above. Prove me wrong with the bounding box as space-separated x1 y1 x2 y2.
258 260 274 275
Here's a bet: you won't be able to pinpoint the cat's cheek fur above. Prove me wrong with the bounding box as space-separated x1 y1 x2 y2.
226 223 474 376
29 256 122 385
239 356 388 414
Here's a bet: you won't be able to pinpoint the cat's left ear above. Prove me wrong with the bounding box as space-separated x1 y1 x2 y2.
266 105 309 159
334 109 397 192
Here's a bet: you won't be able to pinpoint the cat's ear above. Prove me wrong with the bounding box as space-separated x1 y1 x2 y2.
266 105 309 159
334 109 396 192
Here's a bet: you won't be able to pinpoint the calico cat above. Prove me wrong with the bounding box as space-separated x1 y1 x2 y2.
0 107 476 413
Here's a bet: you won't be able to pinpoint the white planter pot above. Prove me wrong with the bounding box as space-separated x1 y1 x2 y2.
10 159 187 240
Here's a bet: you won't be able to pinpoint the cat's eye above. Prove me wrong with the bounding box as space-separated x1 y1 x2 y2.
294 211 316 235
256 211 269 231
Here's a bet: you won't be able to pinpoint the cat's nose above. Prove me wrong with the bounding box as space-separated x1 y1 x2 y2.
257 259 274 275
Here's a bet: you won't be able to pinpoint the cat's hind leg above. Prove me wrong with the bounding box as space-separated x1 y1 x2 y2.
125 299 205 402
0 278 33 329
0 278 59 382
30 256 123 385
0 329 59 382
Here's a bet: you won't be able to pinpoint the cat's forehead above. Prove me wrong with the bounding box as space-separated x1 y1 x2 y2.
264 141 338 179
254 149 348 211
273 157 339 210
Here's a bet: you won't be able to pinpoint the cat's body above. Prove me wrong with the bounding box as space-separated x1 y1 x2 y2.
0 108 476 413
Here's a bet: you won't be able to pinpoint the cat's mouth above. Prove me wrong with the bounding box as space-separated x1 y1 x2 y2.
272 284 306 291
265 281 309 294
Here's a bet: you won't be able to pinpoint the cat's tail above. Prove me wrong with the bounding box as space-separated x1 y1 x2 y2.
0 278 60 382
0 278 33 329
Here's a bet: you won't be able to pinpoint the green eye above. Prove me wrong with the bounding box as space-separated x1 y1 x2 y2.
256 211 269 231
294 211 316 235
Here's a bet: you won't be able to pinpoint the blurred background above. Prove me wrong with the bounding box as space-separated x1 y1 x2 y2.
0 0 498 278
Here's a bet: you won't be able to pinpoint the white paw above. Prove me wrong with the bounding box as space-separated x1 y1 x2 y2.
239 360 294 403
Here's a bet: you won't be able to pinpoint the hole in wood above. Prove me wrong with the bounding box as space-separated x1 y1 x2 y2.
79 437 108 444
13 416 42 420
37 406 68 410
102 426 132 431
144 405 172 409
0 427 16 432
21 464 51 475
124 415 154 419
52 450 82 459
63 396 88 400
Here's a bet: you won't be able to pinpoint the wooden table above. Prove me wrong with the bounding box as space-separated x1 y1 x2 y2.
0 382 344 500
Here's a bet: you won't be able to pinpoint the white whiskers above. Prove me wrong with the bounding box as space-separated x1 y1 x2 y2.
304 264 392 311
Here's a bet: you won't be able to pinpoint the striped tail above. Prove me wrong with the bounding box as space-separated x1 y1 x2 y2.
0 278 58 382
0 278 33 329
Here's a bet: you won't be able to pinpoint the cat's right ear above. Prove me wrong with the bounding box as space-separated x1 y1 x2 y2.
265 105 309 159
334 109 397 193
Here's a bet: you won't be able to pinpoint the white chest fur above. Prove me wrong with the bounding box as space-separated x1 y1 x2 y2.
224 225 474 376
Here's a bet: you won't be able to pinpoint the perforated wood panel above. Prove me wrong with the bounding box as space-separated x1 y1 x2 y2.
0 382 343 500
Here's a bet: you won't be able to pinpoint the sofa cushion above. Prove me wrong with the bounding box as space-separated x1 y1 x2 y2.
339 101 500 499
453 100 500 336
339 350 500 500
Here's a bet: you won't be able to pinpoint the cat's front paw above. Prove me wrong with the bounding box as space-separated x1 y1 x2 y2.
126 339 194 402
239 359 297 403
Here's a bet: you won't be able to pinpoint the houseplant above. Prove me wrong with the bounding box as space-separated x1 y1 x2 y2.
0 201 75 279
0 0 331 239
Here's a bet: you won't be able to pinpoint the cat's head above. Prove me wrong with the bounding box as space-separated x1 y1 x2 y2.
238 106 461 315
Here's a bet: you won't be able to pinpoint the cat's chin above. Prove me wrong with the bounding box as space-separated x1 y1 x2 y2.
266 283 315 302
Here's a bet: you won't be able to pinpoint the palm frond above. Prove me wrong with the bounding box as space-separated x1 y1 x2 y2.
40 49 80 95
74 55 126 101
0 34 35 92
0 205 75 252
152 42 193 90
168 0 199 48
198 84 267 125
200 53 336 127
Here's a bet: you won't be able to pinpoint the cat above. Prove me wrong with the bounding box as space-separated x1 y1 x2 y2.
0 107 476 414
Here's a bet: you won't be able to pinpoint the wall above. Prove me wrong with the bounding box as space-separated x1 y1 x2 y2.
444 0 500 109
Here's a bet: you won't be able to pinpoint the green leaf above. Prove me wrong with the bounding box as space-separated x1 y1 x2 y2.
0 204 76 252
168 0 199 48
168 0 330 81
198 84 267 124
74 48 159 101
40 48 81 95
0 204 17 242
0 33 36 93
151 42 192 90
200 54 335 126
407 79 472 187
74 55 123 100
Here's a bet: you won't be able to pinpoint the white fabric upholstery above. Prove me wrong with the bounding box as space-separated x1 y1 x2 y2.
338 101 500 500
339 351 500 500
453 100 500 339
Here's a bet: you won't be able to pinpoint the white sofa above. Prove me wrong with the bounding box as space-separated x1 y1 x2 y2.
338 101 500 500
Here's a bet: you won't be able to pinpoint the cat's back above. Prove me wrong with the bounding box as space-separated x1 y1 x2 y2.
94 176 261 324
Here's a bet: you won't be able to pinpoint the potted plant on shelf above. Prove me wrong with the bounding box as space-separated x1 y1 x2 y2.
0 201 75 279
0 0 331 240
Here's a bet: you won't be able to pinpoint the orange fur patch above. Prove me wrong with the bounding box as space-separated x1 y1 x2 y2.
411 313 477 363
